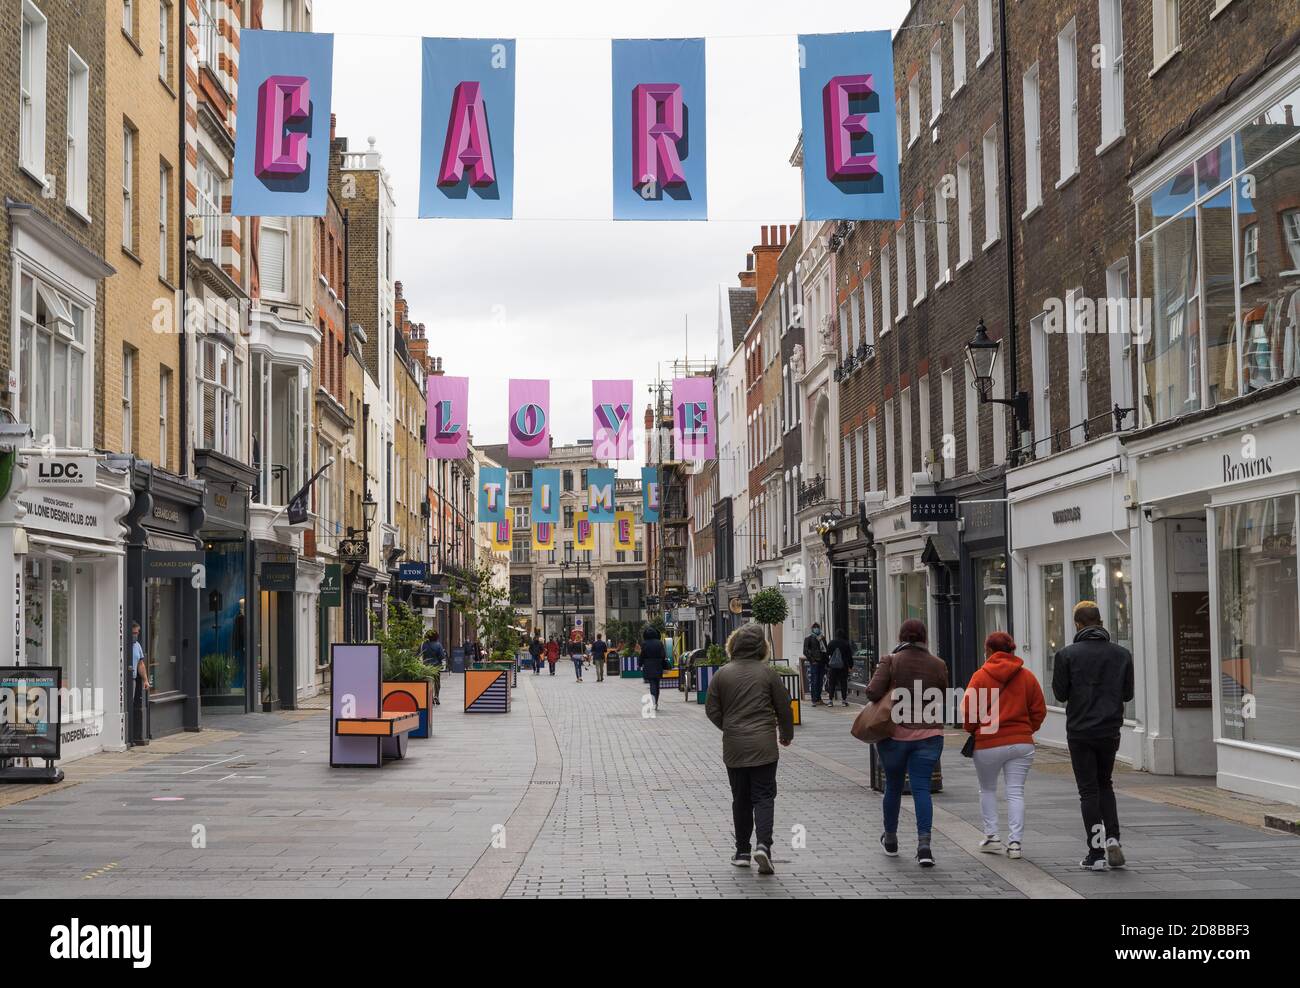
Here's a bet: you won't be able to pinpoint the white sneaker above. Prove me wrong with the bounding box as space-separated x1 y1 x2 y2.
979 836 1004 854
1006 841 1022 859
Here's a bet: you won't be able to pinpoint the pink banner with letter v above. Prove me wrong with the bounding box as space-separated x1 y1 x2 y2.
592 380 634 460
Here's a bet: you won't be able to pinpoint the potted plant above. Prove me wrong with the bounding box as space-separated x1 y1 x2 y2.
376 601 435 738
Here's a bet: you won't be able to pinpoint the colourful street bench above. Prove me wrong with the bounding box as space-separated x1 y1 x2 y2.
330 644 420 768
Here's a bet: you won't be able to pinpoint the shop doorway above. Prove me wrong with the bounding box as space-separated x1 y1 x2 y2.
258 589 295 711
1164 519 1215 776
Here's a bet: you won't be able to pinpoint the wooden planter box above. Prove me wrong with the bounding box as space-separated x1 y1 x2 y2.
381 680 433 739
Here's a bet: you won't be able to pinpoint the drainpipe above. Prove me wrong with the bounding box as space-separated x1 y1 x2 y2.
998 0 1021 465
178 3 189 475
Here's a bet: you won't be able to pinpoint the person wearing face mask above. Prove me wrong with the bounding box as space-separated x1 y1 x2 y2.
803 622 828 706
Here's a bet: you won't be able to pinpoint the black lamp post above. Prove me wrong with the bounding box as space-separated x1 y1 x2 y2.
965 319 1031 433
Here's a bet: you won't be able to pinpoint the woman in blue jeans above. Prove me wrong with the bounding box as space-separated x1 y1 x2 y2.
866 619 950 867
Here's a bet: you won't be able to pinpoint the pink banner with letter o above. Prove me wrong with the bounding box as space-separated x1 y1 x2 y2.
508 379 550 460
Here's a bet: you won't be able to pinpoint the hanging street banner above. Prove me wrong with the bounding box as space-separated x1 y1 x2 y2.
231 31 335 217
419 37 516 219
427 376 469 459
798 31 899 222
491 519 512 551
508 379 550 460
586 468 617 523
612 38 707 220
575 512 595 552
671 377 716 461
592 379 635 460
532 520 555 552
477 465 508 523
615 510 636 551
641 466 661 522
532 467 561 524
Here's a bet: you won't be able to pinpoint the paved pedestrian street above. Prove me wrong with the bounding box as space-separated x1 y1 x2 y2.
2 665 1298 900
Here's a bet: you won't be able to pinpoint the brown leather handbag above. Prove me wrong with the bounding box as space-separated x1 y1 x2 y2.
850 655 897 743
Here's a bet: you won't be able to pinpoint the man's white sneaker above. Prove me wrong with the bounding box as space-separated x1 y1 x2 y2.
979 836 1004 854
1006 841 1022 859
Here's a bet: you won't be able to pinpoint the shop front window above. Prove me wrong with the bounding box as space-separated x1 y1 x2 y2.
1217 495 1299 750
147 579 180 695
845 564 877 686
1105 555 1136 720
22 557 96 715
1042 563 1065 687
200 539 248 703
973 555 1009 652
894 569 926 637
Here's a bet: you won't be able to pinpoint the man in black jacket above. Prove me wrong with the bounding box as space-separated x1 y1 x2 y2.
802 623 827 705
1052 601 1135 872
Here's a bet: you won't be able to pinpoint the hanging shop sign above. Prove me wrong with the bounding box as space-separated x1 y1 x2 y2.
144 550 206 584
31 455 96 488
399 562 428 582
321 564 342 606
339 538 369 561
909 495 958 523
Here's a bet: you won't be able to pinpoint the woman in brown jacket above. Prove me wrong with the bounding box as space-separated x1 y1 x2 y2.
866 619 949 867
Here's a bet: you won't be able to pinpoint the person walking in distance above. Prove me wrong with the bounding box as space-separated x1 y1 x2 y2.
529 632 543 675
545 635 560 676
640 625 668 712
962 632 1046 859
420 630 446 705
824 628 855 706
803 622 828 705
868 619 948 868
591 634 608 682
1053 601 1135 871
569 632 586 682
129 620 150 745
705 623 794 875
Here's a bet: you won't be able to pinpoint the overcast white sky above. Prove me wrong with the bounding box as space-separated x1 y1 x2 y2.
315 0 909 463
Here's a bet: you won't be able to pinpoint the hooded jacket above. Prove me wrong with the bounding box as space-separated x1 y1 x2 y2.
706 624 795 768
640 628 668 679
1051 626 1135 740
865 643 949 731
962 651 1046 750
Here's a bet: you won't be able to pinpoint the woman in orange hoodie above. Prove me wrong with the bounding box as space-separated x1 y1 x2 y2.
962 632 1046 860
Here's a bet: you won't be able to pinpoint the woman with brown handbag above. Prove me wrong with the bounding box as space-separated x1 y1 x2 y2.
865 619 949 867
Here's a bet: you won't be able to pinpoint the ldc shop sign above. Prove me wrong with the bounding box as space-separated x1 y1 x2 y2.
32 456 96 488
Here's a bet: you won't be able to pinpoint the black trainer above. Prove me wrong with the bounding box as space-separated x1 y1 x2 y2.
752 845 775 875
729 852 751 868
879 833 899 857
917 845 935 868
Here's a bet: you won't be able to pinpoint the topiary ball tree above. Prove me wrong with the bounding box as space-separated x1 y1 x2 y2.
749 587 789 656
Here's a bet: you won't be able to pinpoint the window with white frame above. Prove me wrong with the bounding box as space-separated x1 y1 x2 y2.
849 285 861 351
1284 210 1300 270
122 122 137 250
1030 312 1050 449
895 96 903 152
838 299 849 360
159 161 171 280
941 369 955 476
18 271 89 449
1023 63 1042 213
913 204 928 303
122 345 135 453
159 367 171 470
978 0 994 64
65 49 89 215
159 1 172 82
863 273 875 347
198 336 241 458
1058 20 1079 182
197 0 217 67
896 226 908 318
21 1 48 180
195 153 222 261
884 398 897 497
855 427 865 509
901 387 913 495
842 435 853 508
880 244 893 329
122 1 133 38
957 154 972 264
867 417 879 491
919 374 932 470
1153 0 1181 68
952 7 967 94
934 186 950 286
1098 0 1124 148
983 127 1000 245
260 220 289 298
908 75 921 145
930 40 943 124
1242 223 1259 283
964 369 980 473
1066 288 1089 444
1106 259 1134 420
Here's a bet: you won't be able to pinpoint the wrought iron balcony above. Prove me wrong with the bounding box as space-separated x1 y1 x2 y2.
797 474 827 512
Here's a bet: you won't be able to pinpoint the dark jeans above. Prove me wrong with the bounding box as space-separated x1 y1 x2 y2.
532 655 542 674
878 735 944 839
808 662 825 701
645 676 661 705
726 761 778 855
130 679 147 744
572 657 584 678
826 667 849 702
548 660 556 675
1067 735 1122 853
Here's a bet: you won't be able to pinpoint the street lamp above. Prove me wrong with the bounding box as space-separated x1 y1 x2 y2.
964 319 1030 431
362 492 378 531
